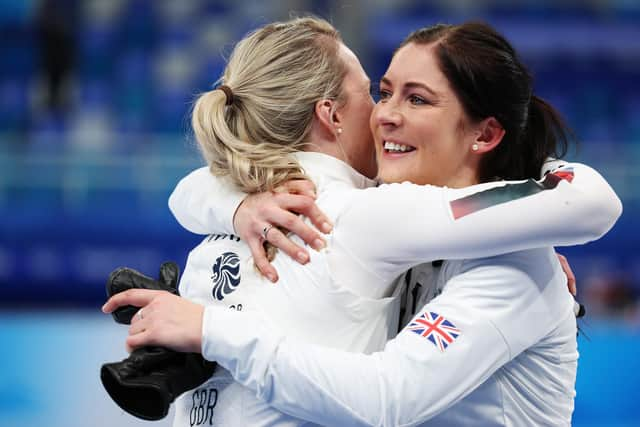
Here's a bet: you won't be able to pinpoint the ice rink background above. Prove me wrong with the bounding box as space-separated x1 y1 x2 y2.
1 0 639 426
0 310 174 427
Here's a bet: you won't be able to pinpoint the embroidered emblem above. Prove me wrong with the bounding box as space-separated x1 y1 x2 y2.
407 311 461 352
211 252 241 300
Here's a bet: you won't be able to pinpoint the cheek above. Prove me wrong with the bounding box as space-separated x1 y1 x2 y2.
359 105 374 140
361 102 374 130
373 141 383 159
419 133 462 178
369 104 379 133
418 123 450 157
353 102 373 132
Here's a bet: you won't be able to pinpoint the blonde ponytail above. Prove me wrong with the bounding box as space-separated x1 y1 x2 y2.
192 88 307 193
191 16 347 194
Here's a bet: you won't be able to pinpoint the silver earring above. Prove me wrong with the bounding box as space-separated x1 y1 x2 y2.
472 143 479 151
337 128 343 135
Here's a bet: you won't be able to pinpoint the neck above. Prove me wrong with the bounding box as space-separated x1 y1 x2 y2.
304 130 353 170
441 164 481 188
303 142 346 162
305 123 377 180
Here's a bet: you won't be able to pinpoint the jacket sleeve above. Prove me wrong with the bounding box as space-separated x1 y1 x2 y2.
169 162 622 281
200 252 563 426
336 161 622 281
168 167 245 235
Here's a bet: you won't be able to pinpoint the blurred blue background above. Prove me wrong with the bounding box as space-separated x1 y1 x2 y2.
0 0 638 426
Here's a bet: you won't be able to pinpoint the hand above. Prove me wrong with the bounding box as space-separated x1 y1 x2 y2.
556 253 576 296
233 179 332 282
106 261 180 325
102 289 204 354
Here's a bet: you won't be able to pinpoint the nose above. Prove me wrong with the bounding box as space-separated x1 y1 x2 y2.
372 99 402 128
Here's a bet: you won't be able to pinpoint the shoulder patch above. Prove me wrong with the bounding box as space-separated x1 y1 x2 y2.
406 311 461 352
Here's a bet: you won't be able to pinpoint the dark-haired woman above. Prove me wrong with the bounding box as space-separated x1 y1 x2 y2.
105 21 621 426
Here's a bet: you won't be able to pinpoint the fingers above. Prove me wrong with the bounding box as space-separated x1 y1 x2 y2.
265 205 326 251
121 294 204 354
126 329 153 353
232 181 333 279
101 289 162 314
128 306 147 333
248 238 278 283
125 307 152 352
274 193 332 235
277 179 317 198
557 253 576 296
241 193 330 264
266 227 310 264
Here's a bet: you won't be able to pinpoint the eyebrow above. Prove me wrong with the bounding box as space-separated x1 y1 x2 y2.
380 76 438 97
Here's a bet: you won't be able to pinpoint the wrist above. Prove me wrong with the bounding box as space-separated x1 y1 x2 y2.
191 303 205 354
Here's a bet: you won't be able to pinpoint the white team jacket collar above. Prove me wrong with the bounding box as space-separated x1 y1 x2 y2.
293 152 378 190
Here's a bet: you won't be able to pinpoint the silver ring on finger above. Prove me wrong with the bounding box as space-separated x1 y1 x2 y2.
262 224 274 241
137 308 144 320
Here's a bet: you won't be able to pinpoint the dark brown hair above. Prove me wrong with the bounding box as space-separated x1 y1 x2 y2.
399 22 572 182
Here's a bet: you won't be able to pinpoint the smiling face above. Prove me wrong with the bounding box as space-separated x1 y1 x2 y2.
370 42 482 187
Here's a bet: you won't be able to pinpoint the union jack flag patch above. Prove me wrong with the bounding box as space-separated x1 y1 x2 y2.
407 312 461 352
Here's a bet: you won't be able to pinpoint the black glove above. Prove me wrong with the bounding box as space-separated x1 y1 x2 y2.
106 261 180 324
101 347 217 421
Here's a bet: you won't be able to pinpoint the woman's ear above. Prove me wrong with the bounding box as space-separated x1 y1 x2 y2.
473 117 505 153
314 99 339 138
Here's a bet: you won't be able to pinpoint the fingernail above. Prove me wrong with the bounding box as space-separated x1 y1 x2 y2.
297 251 309 263
266 273 277 283
321 222 332 233
312 239 325 250
101 304 108 313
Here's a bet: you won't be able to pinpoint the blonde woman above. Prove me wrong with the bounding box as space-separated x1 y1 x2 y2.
104 18 621 426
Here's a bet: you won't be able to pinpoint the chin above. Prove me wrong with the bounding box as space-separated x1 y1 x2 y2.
378 169 408 184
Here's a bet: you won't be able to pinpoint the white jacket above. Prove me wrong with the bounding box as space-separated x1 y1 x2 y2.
169 153 621 426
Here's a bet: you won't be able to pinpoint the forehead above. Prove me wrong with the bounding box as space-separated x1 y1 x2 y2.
385 42 449 89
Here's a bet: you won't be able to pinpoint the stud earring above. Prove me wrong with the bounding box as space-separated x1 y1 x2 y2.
471 143 479 151
337 128 343 135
